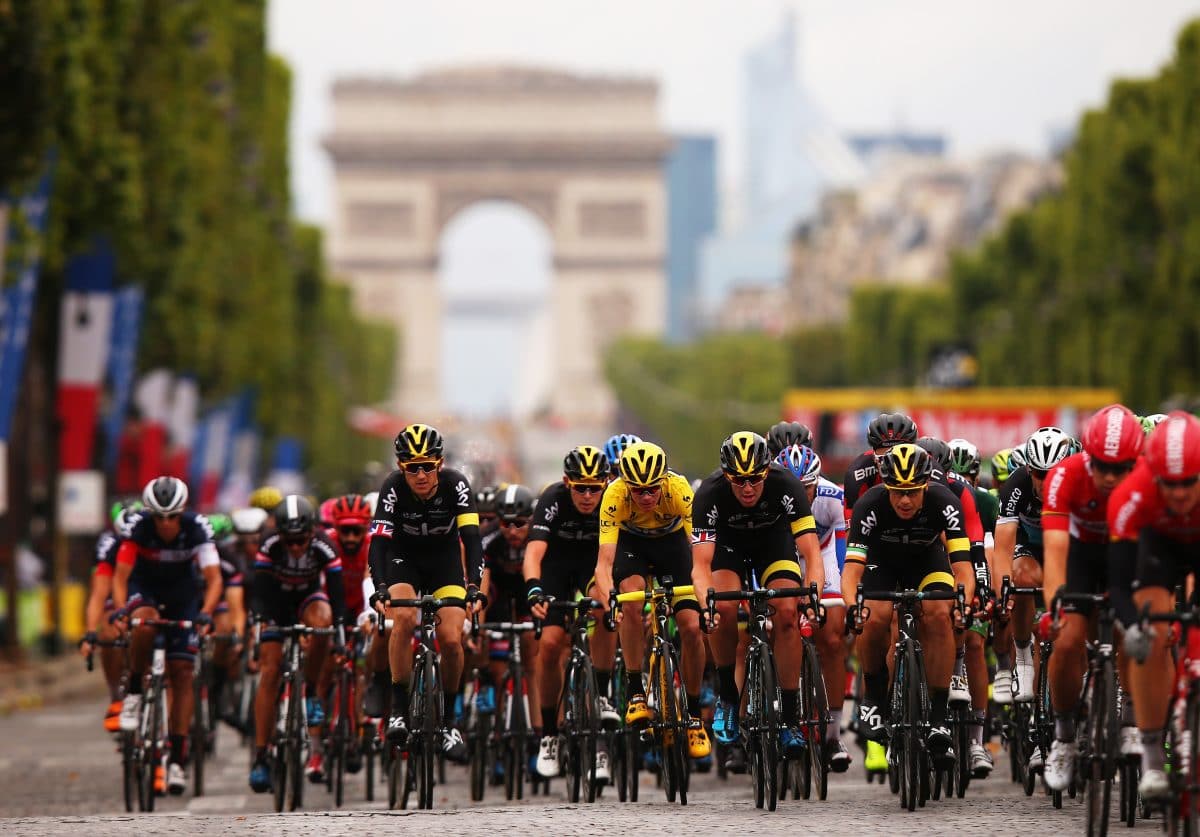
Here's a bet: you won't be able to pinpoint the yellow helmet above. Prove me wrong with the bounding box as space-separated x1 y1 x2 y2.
394 423 444 462
249 485 283 512
618 441 668 488
720 431 771 477
879 443 933 489
564 445 609 481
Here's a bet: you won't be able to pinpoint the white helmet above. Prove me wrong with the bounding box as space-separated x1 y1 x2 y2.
1023 426 1073 471
142 476 188 515
231 506 269 535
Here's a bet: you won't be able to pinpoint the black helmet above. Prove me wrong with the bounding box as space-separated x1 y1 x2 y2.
563 445 609 481
916 436 953 472
142 476 188 515
394 423 444 461
866 412 918 450
766 421 813 456
495 484 535 521
274 494 316 536
475 485 498 515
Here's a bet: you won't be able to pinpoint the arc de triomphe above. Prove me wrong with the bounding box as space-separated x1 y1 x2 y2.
324 66 673 422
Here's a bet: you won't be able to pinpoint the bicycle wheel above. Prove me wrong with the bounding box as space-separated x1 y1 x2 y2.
626 727 641 802
469 709 491 802
192 678 207 797
1086 658 1118 837
577 657 601 803
802 639 829 801
1184 693 1200 837
364 723 376 802
954 706 971 798
659 647 690 806
563 678 582 803
139 686 161 812
272 740 287 813
900 648 921 812
334 680 352 808
756 649 780 811
420 660 440 810
121 732 136 812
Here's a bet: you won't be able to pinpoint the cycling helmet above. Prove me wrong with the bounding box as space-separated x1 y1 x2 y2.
878 443 933 489
331 493 372 525
1144 412 1200 481
143 476 188 515
775 444 822 486
249 485 283 512
1141 413 1168 434
563 445 610 481
318 497 338 527
476 486 498 515
766 421 813 456
1081 404 1144 464
1008 446 1027 470
110 498 143 529
603 434 642 473
916 436 953 472
274 494 316 536
720 431 771 477
619 441 668 488
867 412 918 450
231 506 269 535
991 448 1015 483
394 423 444 461
1023 426 1074 472
207 513 233 540
495 484 536 520
947 438 981 478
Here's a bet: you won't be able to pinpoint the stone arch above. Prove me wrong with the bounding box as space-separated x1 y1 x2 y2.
324 65 672 422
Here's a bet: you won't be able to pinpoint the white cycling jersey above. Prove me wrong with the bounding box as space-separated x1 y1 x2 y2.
800 476 846 603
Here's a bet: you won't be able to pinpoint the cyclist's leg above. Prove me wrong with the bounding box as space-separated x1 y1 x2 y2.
708 544 748 706
1049 540 1099 741
816 543 847 745
614 531 650 706
299 594 333 751
756 539 804 695
656 530 704 704
162 592 200 777
855 562 897 739
126 587 160 691
384 550 427 721
584 571 617 697
253 599 291 756
911 551 956 731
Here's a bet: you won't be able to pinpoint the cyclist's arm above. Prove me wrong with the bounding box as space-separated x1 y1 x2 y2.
690 539 716 603
595 542 617 607
522 539 547 582
226 584 247 640
1041 529 1069 611
841 559 865 608
199 563 223 616
112 541 137 611
992 521 1016 596
85 570 113 633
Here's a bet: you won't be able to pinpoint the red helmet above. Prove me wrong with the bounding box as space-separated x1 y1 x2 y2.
331 493 372 525
318 498 338 527
1081 404 1144 464
1144 411 1200 480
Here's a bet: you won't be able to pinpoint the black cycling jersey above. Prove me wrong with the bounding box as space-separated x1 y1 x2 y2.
691 466 817 545
367 466 484 587
842 451 881 517
217 542 246 590
845 482 971 567
253 530 345 623
484 533 523 578
997 465 1044 547
528 482 600 556
117 511 219 591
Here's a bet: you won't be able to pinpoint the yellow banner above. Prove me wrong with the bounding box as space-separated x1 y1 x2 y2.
782 387 1120 413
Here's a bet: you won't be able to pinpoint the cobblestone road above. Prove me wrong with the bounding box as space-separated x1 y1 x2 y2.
0 697 1137 835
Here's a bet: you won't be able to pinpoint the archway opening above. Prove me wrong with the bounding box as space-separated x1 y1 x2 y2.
439 201 553 420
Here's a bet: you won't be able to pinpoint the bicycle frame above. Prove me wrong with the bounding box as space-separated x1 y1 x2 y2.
1144 601 1200 832
127 617 194 813
541 598 603 804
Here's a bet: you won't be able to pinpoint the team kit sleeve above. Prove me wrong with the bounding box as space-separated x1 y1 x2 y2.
1041 461 1073 534
844 499 875 567
450 473 484 587
779 472 817 537
528 484 560 543
938 489 972 562
690 479 719 544
367 471 403 588
598 481 626 546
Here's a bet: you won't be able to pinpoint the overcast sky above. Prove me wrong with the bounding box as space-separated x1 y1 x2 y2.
268 0 1200 224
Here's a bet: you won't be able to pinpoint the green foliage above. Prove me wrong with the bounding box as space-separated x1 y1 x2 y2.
0 1 394 491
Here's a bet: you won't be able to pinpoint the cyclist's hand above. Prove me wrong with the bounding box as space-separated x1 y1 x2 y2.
370 584 390 615
702 609 720 633
195 612 213 636
1037 611 1058 642
531 600 549 621
466 584 487 615
78 631 98 659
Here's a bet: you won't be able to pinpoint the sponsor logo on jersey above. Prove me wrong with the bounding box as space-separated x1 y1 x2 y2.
1113 490 1142 537
455 480 470 508
943 504 961 531
781 494 795 515
543 501 559 523
860 510 877 537
382 487 398 514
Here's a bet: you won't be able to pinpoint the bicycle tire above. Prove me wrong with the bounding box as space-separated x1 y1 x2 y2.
140 684 161 812
365 724 376 802
564 671 582 803
272 733 287 812
758 648 781 811
954 705 971 798
421 657 440 810
121 732 136 812
901 646 921 812
802 638 829 801
673 658 691 805
1086 657 1117 837
469 709 490 802
1184 692 1200 837
577 655 600 803
192 677 207 798
334 678 351 808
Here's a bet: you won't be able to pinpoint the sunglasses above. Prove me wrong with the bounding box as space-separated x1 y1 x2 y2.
886 486 925 496
630 484 662 497
338 525 366 537
154 512 181 521
283 534 311 547
569 482 606 495
1158 475 1200 489
1029 468 1049 480
1092 460 1135 477
726 471 767 487
501 518 530 528
403 460 439 474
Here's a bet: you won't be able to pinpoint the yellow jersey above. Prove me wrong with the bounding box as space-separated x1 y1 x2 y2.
599 471 693 545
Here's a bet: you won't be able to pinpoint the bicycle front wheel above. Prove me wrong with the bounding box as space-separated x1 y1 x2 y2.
801 637 828 801
1085 658 1117 837
899 647 921 812
192 677 207 797
121 732 136 813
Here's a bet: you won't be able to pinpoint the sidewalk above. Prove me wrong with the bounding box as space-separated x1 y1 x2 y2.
0 653 105 715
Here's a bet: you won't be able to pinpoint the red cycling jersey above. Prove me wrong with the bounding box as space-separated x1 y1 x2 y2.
1107 460 1200 544
332 529 372 614
1042 453 1111 544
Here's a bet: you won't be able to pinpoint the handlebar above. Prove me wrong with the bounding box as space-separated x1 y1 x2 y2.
533 598 601 639
850 583 966 634
84 637 128 671
705 583 825 632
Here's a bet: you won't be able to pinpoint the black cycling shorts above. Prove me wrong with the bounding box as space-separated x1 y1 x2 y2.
1062 539 1108 615
384 539 467 600
860 543 955 595
710 524 802 588
486 570 531 623
259 589 330 643
537 552 599 629
1135 529 1199 595
612 528 700 614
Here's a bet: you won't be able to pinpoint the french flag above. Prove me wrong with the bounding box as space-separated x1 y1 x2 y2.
56 240 115 470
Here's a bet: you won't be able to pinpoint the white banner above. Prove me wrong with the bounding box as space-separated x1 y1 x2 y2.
58 470 106 535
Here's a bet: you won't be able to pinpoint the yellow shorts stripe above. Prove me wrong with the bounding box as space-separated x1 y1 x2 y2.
918 572 955 591
432 584 468 601
761 559 804 585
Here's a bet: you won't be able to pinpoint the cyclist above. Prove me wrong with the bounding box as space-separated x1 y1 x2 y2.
947 437 1000 776
248 494 346 790
476 486 501 538
989 448 1019 494
80 500 141 732
112 477 222 795
208 515 248 738
1139 413 1168 434
1040 404 1143 790
843 444 975 763
367 423 483 764
692 432 823 766
775 443 853 771
594 441 711 760
1107 412 1200 801
526 445 618 779
994 427 1075 712
603 433 642 479
765 420 813 456
843 412 919 521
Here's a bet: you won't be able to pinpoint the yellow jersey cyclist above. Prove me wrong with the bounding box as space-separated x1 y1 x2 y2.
594 441 711 759
691 432 824 767
843 444 975 765
367 423 485 763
